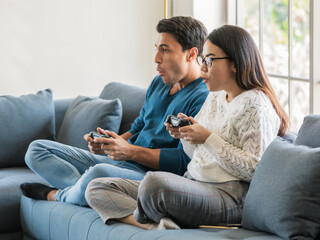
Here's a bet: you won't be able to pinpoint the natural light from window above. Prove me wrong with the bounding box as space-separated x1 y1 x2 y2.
193 0 311 132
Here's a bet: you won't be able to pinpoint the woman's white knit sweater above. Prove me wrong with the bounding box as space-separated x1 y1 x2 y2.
184 89 280 183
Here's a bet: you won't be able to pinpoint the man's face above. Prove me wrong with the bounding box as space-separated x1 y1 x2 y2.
155 33 189 85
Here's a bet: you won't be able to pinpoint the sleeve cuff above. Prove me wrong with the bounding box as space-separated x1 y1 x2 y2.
159 148 191 176
203 132 225 155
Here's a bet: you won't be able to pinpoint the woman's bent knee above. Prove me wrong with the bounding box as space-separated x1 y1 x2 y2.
85 177 123 206
138 172 173 201
85 178 102 205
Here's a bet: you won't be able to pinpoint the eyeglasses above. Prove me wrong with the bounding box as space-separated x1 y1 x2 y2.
197 55 231 68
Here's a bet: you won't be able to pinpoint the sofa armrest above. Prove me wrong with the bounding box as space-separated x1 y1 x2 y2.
54 99 74 137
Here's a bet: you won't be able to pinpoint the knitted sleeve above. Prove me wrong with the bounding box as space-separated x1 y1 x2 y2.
202 106 279 182
180 138 195 159
180 93 210 159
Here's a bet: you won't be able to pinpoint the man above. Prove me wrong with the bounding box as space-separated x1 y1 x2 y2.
20 16 209 206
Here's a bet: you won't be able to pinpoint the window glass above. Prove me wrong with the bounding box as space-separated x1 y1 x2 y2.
290 80 310 131
263 0 288 75
243 0 311 131
292 0 309 78
269 77 289 115
244 0 260 46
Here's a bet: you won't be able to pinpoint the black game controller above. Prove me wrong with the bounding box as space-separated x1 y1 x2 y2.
165 115 192 127
89 131 111 139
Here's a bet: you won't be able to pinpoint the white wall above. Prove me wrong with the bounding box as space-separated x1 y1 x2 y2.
0 0 163 98
194 0 227 32
171 0 227 33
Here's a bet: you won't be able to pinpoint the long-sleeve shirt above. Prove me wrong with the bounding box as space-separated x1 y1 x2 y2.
128 75 209 175
185 89 280 182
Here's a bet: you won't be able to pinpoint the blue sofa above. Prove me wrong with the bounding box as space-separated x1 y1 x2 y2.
1 82 318 240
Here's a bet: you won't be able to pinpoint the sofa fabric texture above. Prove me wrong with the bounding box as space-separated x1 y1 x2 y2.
242 136 320 239
56 96 122 150
0 168 45 234
99 82 146 135
53 98 74 134
2 82 315 240
21 197 283 240
18 82 283 240
0 89 55 168
294 114 320 148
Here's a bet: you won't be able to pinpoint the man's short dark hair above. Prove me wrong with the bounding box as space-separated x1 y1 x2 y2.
156 16 207 55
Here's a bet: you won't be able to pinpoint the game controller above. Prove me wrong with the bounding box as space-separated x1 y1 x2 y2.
89 131 111 139
165 115 192 127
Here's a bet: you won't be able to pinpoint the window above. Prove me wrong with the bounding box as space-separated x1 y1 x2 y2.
190 0 320 132
236 0 312 131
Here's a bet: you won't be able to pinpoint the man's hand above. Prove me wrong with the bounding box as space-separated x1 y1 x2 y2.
83 127 105 154
94 130 136 161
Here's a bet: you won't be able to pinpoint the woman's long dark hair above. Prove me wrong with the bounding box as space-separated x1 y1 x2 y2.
208 25 289 136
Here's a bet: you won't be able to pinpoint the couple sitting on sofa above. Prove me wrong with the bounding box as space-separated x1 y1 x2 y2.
20 16 288 230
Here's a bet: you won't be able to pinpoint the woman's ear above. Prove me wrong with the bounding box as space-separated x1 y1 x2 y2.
232 63 237 72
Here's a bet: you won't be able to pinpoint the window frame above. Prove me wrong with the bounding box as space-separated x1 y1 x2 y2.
230 0 320 126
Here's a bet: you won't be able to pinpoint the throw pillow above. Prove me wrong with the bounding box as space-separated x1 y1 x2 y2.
56 96 122 150
99 82 146 134
242 137 320 239
295 114 320 148
0 89 55 167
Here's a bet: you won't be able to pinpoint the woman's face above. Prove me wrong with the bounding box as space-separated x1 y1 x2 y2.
200 40 236 92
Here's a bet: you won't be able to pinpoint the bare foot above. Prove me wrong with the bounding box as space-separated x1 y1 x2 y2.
47 189 58 201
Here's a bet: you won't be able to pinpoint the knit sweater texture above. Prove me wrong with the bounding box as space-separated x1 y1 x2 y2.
185 89 280 182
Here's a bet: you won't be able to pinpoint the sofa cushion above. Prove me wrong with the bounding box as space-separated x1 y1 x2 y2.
20 197 282 240
295 114 320 148
0 167 46 233
54 98 73 134
0 89 55 167
56 96 122 150
99 82 146 135
242 137 320 239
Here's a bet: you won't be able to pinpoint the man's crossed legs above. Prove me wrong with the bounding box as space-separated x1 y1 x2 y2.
21 140 146 205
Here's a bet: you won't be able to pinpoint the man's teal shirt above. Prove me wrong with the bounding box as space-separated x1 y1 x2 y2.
128 75 208 175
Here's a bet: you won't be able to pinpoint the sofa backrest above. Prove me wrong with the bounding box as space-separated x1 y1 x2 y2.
54 98 74 138
99 82 147 135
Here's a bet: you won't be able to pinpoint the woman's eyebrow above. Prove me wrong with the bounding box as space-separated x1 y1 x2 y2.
204 53 215 57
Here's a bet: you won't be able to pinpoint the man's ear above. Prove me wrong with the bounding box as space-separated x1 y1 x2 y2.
187 47 198 62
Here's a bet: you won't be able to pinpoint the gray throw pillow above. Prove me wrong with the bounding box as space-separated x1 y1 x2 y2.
0 89 55 167
56 96 122 150
295 114 320 148
242 137 320 239
99 82 146 134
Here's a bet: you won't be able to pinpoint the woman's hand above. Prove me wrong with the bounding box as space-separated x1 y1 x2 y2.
164 123 182 139
164 113 189 139
178 115 212 145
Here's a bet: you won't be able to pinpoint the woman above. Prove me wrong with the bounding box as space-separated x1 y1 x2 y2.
85 25 288 230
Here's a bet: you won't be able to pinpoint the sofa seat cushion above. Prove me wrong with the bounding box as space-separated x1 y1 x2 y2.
21 197 281 240
0 167 45 233
0 89 55 167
